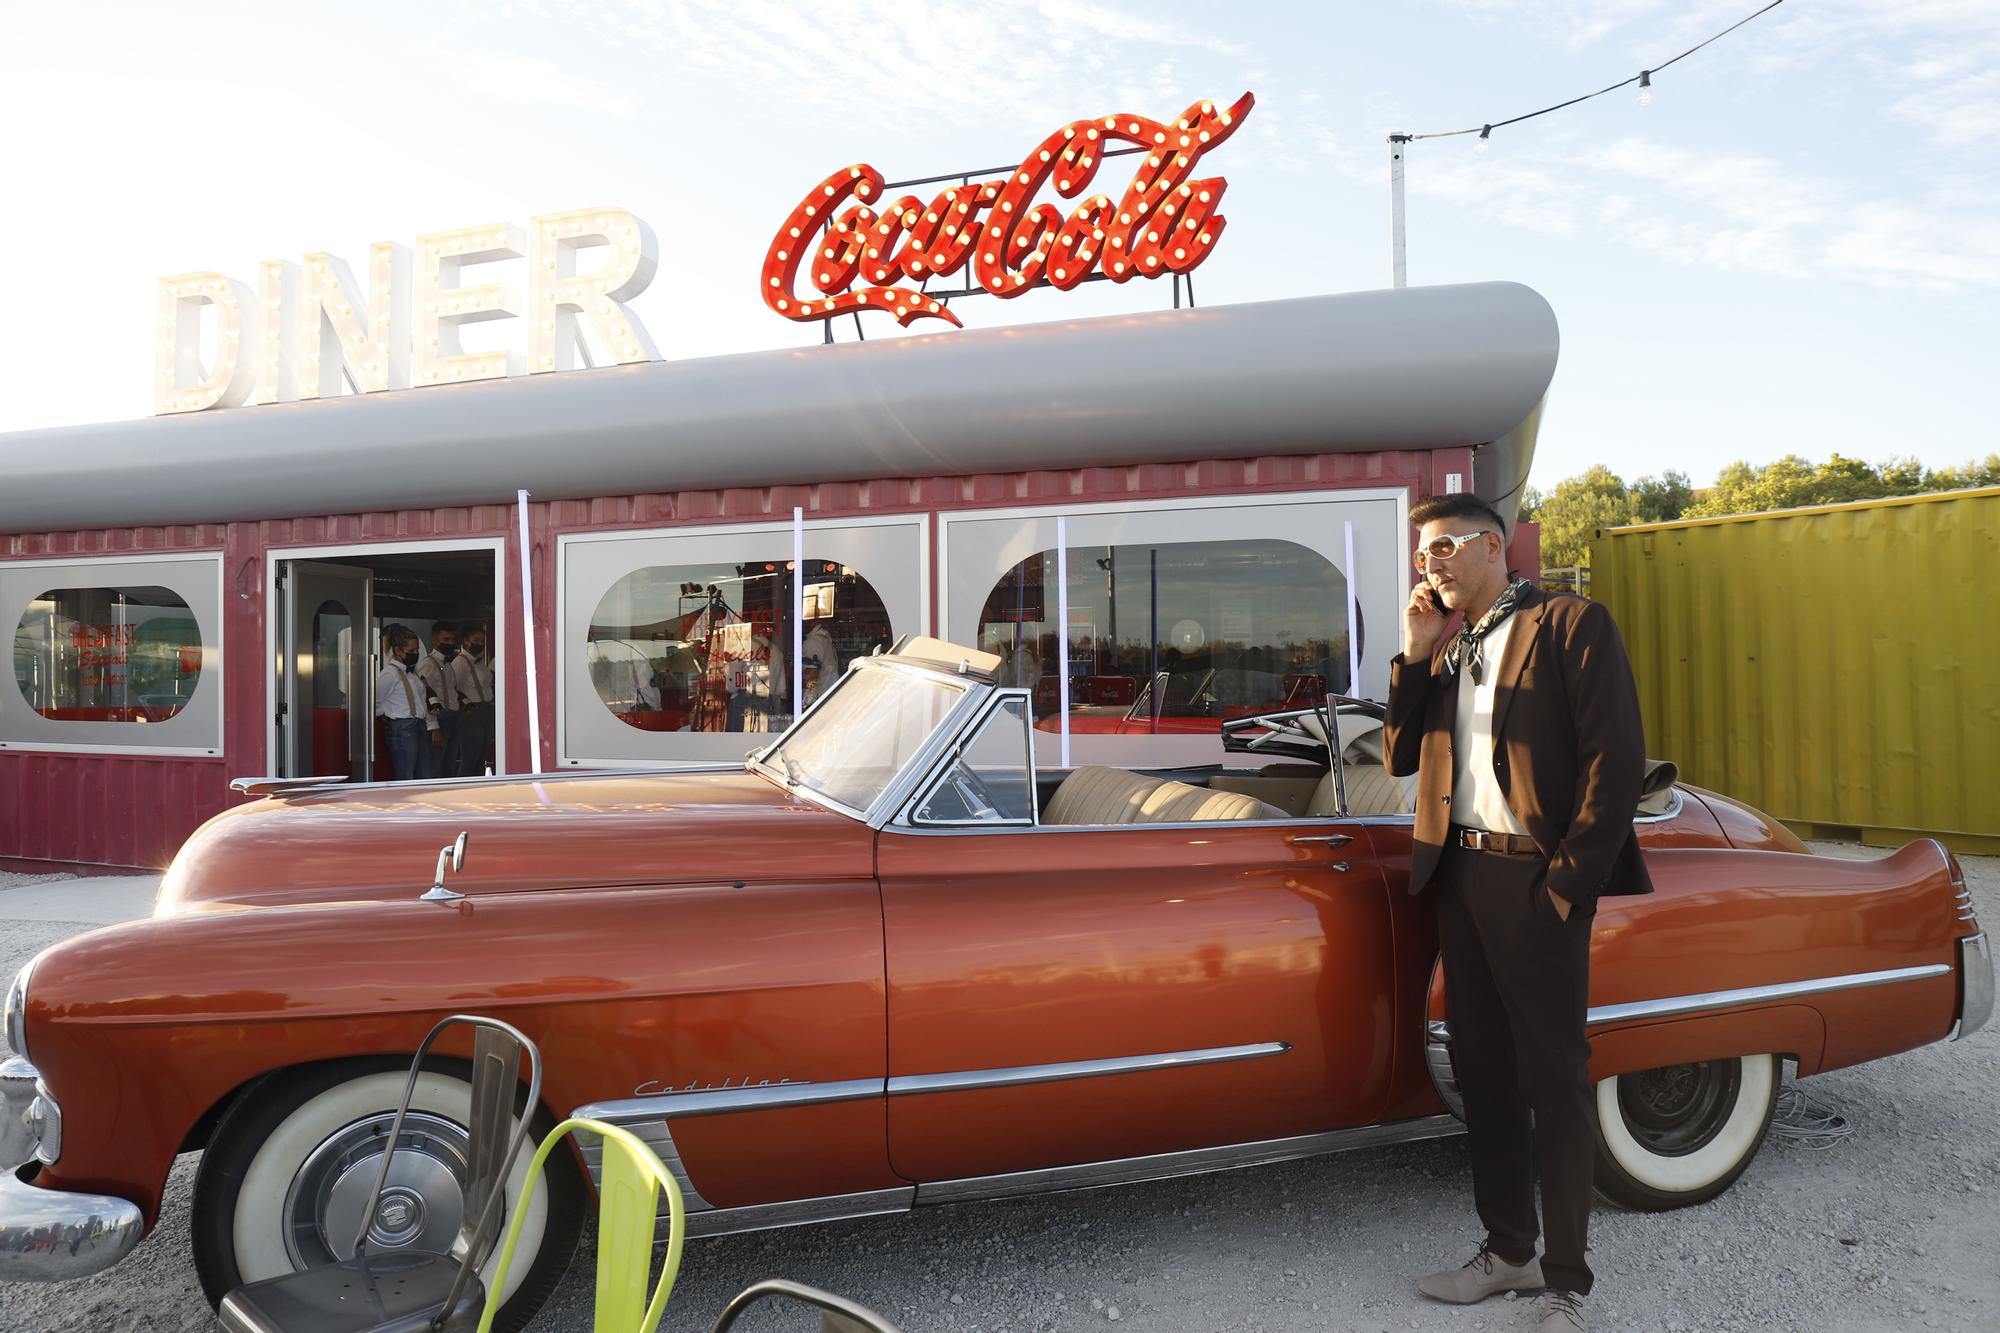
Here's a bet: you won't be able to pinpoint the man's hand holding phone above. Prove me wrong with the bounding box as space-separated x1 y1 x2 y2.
1404 581 1451 663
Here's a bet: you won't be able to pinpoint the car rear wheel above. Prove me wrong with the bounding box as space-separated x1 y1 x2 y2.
1593 1053 1779 1210
191 1059 582 1333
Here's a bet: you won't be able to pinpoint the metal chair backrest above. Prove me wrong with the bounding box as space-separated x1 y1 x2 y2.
711 1279 904 1333
355 1015 543 1316
476 1117 687 1333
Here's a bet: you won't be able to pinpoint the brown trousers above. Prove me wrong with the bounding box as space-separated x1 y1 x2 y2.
1434 840 1598 1295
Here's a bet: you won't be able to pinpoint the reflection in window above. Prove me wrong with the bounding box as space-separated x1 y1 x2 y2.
586 558 892 735
13 586 205 723
975 540 1355 736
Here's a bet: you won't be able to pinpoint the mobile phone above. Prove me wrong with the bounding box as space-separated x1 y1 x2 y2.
1424 585 1448 616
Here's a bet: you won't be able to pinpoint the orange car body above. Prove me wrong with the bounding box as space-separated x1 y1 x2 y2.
2 646 1990 1284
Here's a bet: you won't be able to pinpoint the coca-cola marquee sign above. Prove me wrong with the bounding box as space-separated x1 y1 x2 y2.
763 92 1255 330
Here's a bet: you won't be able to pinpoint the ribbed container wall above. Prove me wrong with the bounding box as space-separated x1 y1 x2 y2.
1591 486 2000 853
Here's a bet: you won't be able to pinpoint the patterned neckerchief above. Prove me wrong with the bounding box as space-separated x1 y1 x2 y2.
1440 577 1535 683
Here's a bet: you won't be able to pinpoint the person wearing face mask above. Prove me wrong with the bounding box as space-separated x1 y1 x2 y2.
375 626 438 780
415 622 463 778
449 622 495 777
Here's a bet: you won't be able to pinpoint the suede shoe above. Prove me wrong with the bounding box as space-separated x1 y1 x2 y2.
1414 1245 1544 1304
1540 1289 1587 1330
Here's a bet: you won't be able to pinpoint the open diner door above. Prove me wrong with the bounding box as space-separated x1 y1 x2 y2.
279 561 374 780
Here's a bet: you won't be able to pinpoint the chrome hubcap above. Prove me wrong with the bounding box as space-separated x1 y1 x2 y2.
285 1111 470 1269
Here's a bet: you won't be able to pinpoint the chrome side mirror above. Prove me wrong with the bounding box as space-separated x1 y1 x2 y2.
420 833 469 904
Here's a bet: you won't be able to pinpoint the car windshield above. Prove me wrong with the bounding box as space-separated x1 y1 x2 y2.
756 663 967 813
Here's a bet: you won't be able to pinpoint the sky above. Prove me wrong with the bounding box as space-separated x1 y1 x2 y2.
1 0 1994 491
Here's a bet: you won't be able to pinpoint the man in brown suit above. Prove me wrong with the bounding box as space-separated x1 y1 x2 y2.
1386 493 1651 1333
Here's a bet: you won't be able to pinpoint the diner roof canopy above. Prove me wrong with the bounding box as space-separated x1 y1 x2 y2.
0 282 1557 534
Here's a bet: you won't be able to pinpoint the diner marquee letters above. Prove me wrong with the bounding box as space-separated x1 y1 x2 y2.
154 207 660 415
762 92 1254 330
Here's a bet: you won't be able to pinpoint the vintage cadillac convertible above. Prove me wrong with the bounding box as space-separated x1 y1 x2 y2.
3 637 1991 1329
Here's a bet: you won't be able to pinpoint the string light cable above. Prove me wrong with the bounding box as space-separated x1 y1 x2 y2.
1393 0 1786 151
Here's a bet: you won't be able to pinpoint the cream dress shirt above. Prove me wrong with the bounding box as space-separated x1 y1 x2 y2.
1450 615 1529 835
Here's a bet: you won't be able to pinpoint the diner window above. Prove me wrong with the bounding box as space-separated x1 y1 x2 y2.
559 517 928 767
13 586 203 722
975 540 1355 737
2 555 223 755
585 559 893 736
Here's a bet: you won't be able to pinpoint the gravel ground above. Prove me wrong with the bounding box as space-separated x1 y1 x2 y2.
3 844 1995 1333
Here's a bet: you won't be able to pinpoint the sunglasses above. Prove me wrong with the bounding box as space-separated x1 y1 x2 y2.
1411 531 1493 570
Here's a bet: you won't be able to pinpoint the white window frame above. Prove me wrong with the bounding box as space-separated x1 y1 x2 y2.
937 487 1411 768
261 537 508 777
0 550 226 757
556 513 932 769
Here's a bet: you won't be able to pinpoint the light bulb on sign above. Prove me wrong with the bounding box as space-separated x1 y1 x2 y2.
1475 125 1492 154
1638 71 1654 106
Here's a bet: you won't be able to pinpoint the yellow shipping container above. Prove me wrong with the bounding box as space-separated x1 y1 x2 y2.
1590 486 2000 855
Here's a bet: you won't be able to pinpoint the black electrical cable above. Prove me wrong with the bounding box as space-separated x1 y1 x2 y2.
1399 0 1785 143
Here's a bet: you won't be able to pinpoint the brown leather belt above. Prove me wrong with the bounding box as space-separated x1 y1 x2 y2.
1451 826 1539 855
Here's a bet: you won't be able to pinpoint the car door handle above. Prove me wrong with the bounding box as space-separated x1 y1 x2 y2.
1292 834 1353 848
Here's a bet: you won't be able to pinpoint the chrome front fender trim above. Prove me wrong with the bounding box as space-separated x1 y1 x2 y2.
915 1114 1465 1206
888 1042 1292 1097
1952 933 1992 1041
682 1187 916 1239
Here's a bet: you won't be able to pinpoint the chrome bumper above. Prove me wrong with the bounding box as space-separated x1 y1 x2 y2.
1952 933 1992 1041
0 1055 143 1281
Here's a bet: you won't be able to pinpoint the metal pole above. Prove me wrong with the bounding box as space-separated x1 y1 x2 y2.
1388 134 1409 289
792 506 804 725
1056 515 1071 771
515 488 543 774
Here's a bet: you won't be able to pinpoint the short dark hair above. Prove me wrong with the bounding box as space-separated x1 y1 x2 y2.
1410 492 1510 533
431 622 459 640
386 626 418 651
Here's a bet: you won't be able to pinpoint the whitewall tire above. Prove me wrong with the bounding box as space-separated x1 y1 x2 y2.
1593 1053 1780 1210
192 1059 581 1333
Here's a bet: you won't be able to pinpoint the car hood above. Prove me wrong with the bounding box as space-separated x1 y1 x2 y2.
156 768 873 913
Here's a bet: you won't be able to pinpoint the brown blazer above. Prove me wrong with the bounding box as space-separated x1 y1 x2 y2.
1384 585 1653 911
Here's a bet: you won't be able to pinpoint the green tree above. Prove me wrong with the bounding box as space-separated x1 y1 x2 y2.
1926 453 2000 490
1631 470 1694 524
1535 465 1639 568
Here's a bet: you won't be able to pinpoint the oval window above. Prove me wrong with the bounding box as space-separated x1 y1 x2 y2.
976 539 1358 736
13 586 204 723
587 558 893 734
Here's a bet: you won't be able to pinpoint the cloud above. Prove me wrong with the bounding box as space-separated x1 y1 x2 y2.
1383 134 1999 291
509 0 1250 135
449 50 641 118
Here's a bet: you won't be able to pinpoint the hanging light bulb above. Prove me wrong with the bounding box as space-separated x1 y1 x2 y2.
1475 125 1492 154
1638 70 1654 106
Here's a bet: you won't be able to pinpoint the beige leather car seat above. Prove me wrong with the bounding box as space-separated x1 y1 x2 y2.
1306 763 1417 818
1045 767 1284 825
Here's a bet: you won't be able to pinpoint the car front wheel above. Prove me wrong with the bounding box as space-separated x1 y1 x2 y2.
191 1058 582 1333
1593 1053 1780 1210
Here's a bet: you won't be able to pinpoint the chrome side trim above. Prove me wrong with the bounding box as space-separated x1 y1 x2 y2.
888 1042 1291 1097
681 1187 916 1239
578 1079 884 1125
574 1079 886 1220
572 1115 715 1211
915 1115 1465 1205
1952 933 1992 1041
1585 963 1953 1027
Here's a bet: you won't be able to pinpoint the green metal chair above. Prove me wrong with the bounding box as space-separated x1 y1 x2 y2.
478 1118 686 1333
